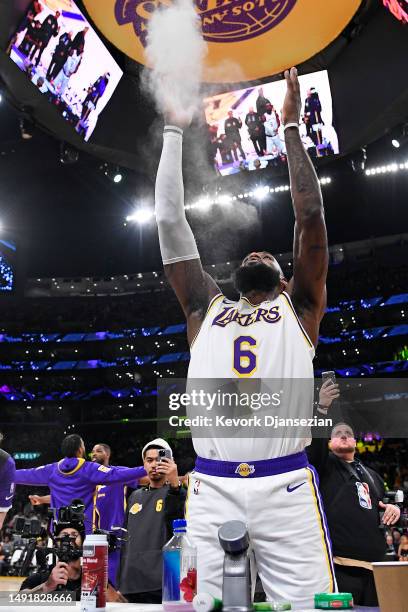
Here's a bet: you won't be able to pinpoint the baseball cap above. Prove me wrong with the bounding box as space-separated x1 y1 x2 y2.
142 438 172 460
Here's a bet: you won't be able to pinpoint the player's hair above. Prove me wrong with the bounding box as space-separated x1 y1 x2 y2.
96 443 111 457
143 444 165 459
330 422 355 438
61 434 83 458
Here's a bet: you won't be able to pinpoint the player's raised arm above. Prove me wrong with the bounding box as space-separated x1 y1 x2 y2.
155 118 220 345
282 68 329 347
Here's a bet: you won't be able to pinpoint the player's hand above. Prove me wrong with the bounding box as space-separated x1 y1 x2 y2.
282 67 301 126
156 457 179 488
106 584 128 603
318 379 340 409
29 494 43 506
379 502 400 526
44 562 69 592
164 109 192 129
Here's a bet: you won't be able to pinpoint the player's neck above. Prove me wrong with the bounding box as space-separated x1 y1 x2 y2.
242 289 279 305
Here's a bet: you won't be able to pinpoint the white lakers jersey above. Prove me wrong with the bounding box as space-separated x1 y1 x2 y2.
187 291 315 461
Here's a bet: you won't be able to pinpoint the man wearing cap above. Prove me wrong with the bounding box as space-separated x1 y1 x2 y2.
119 438 186 604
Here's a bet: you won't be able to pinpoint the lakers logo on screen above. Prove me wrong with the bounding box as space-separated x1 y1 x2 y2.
115 0 297 45
84 0 363 81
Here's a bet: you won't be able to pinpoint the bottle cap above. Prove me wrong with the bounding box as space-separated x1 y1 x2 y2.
173 518 187 531
193 592 222 611
314 592 353 609
84 533 108 543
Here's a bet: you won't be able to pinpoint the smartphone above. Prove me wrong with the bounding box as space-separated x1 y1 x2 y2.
158 448 172 462
322 371 336 386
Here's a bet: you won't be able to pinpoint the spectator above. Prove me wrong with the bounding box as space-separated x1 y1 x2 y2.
46 30 73 81
224 111 246 162
119 438 186 604
392 529 402 552
245 108 264 157
398 534 408 561
307 415 400 607
32 11 60 67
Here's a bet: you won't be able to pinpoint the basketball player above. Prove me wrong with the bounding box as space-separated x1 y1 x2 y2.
155 68 333 608
0 433 16 529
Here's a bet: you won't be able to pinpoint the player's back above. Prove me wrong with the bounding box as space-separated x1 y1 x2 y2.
188 291 315 461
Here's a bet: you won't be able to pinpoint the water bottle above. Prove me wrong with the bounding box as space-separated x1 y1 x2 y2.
163 519 197 611
80 533 108 611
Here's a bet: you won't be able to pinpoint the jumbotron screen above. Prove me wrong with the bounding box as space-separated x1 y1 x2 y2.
204 70 339 176
7 0 123 142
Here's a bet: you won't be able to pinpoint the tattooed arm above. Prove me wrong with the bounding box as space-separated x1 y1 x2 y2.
282 68 328 347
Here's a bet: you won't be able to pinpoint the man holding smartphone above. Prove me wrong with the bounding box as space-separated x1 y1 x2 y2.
119 438 186 603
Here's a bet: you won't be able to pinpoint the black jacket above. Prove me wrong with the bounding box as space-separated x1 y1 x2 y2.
119 484 186 594
20 570 81 600
307 439 386 562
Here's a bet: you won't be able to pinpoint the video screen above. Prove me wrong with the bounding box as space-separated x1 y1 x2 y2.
0 239 17 293
204 70 339 176
7 0 123 142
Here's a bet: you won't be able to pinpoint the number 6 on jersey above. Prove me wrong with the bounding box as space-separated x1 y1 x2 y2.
233 336 257 377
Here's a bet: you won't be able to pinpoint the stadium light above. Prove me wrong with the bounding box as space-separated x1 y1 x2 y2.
113 172 123 183
254 186 269 200
126 208 154 224
365 161 407 176
392 139 400 149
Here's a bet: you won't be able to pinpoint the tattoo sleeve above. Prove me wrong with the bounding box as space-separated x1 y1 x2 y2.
284 127 323 219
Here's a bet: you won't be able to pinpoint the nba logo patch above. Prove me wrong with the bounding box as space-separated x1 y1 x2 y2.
193 480 201 495
356 482 372 509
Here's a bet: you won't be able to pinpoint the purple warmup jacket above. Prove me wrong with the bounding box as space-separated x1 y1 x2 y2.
93 480 139 587
15 458 146 534
0 450 16 512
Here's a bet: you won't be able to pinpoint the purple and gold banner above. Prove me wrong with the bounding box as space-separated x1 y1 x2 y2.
83 0 362 82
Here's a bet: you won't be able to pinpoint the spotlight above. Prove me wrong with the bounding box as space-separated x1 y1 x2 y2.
391 123 408 150
59 141 79 165
254 186 269 200
126 208 154 224
101 163 125 183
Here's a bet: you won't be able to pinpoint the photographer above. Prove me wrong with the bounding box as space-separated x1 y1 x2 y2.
119 438 186 604
307 382 401 606
19 523 83 599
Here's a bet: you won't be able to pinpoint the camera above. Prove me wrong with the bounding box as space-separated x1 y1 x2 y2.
12 500 85 576
379 489 408 530
13 516 45 539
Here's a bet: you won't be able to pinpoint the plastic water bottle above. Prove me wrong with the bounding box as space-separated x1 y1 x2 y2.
80 533 108 611
163 519 197 612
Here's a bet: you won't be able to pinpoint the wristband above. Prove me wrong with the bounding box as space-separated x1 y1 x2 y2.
283 122 300 132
